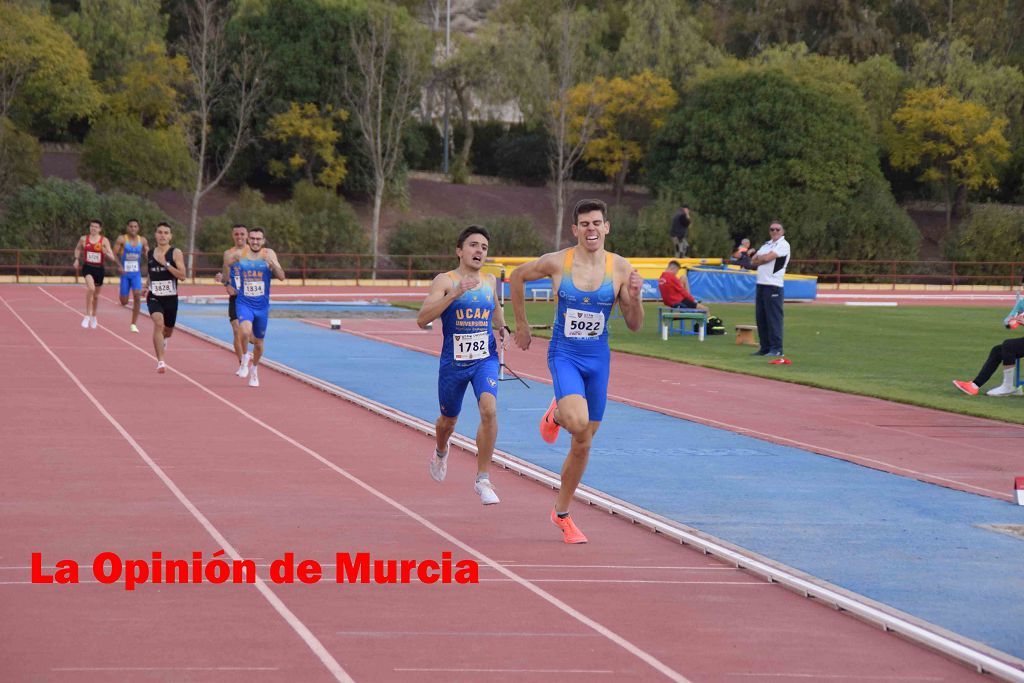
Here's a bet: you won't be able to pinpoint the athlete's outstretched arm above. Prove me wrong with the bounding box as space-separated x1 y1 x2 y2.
221 252 239 294
416 273 460 329
509 252 560 351
114 235 125 260
72 236 84 271
490 273 509 345
265 249 286 281
616 257 645 332
103 238 122 273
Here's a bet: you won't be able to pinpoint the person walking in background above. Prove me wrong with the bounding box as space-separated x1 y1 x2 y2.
749 221 790 359
670 205 691 258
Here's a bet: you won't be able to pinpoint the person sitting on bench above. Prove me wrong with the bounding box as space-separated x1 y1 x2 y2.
658 261 709 314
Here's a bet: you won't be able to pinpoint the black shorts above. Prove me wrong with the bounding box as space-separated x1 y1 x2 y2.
671 300 697 309
81 264 105 286
228 295 237 321
146 294 179 328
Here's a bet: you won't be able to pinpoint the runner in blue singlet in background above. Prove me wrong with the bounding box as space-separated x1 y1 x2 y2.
510 199 644 543
223 227 285 388
417 226 509 505
115 219 149 334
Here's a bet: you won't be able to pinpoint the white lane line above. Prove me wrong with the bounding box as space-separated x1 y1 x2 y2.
394 668 615 674
725 674 943 681
52 667 279 672
320 320 1013 500
38 287 692 683
337 631 596 638
2 296 354 683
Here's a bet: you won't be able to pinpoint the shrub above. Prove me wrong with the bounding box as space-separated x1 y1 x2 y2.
945 203 1024 284
0 178 169 271
606 199 734 258
197 182 367 276
388 214 545 277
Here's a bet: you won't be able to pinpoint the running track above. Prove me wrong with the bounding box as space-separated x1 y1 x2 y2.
0 284 1011 681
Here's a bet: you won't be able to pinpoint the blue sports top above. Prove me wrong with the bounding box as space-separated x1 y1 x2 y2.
237 249 272 311
121 237 144 273
550 248 615 355
229 247 243 290
440 271 497 365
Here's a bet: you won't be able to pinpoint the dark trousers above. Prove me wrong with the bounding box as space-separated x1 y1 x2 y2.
755 284 784 353
972 337 1024 386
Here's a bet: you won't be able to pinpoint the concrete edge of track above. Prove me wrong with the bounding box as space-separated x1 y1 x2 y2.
175 320 1024 683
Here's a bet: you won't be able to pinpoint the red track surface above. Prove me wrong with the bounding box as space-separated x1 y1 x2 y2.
0 284 998 681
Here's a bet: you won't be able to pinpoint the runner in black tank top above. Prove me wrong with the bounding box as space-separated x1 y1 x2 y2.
146 223 186 373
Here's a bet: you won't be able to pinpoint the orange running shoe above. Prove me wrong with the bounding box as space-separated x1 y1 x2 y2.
539 398 561 444
550 508 588 544
952 380 978 396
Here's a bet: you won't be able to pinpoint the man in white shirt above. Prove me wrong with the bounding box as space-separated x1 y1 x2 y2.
749 221 791 358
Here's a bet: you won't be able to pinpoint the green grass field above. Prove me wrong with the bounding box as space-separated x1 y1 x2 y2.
515 301 1024 425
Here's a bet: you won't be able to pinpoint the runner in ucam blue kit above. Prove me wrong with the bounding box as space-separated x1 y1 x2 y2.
510 199 645 543
417 226 508 505
223 227 285 388
213 224 249 374
115 219 149 333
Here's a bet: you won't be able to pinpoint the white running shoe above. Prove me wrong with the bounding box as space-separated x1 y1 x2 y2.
474 478 500 505
429 449 448 482
156 361 166 374
81 316 90 328
130 324 139 333
89 317 97 329
248 366 259 387
987 385 1023 397
237 353 251 378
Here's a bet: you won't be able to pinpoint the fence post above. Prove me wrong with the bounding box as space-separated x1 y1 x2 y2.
190 252 196 284
836 259 842 288
951 262 957 290
16 249 21 284
406 256 412 287
356 254 361 286
302 255 307 287
890 261 896 291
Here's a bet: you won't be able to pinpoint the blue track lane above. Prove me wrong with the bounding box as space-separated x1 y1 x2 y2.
178 306 1024 659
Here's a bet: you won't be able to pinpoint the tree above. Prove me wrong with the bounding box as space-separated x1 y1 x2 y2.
568 70 677 202
647 69 918 260
0 116 41 203
492 0 609 249
180 0 263 274
613 0 721 91
61 0 167 85
889 87 1011 230
80 43 193 194
339 2 429 278
264 102 349 189
0 4 102 133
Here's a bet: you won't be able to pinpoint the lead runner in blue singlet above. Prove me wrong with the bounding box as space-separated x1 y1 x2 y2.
416 226 509 505
510 199 644 543
223 227 285 388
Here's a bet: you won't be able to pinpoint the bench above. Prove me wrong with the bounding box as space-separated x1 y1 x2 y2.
658 307 707 341
735 324 757 346
1018 358 1023 387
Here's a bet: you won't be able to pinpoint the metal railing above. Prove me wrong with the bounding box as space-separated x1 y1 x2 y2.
1 249 1021 289
0 250 466 286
